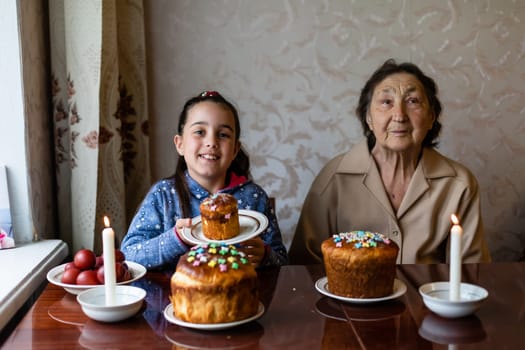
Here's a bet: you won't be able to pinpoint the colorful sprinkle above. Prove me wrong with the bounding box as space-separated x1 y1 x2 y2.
332 231 391 249
187 242 250 272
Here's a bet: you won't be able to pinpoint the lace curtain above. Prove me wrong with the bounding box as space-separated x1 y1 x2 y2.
46 0 151 253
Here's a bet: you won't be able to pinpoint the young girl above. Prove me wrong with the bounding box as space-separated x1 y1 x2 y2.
121 91 288 270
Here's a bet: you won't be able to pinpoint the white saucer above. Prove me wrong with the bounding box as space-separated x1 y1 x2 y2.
315 277 407 304
181 209 269 245
46 261 147 295
163 302 265 330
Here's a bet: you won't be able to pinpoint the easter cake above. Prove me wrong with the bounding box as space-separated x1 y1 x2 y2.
199 193 240 240
170 243 259 323
321 231 399 298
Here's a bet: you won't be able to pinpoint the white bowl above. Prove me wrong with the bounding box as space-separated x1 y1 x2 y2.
419 281 488 318
77 285 146 322
46 261 147 295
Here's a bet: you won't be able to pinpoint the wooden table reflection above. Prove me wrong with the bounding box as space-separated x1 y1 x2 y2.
3 263 524 349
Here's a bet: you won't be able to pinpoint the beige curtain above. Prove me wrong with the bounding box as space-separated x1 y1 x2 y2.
48 0 151 254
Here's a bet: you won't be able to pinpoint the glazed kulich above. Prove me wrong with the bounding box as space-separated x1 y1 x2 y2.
199 193 240 240
321 231 399 298
170 243 259 324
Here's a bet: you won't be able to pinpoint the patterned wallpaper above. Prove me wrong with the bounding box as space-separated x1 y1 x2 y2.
144 0 525 261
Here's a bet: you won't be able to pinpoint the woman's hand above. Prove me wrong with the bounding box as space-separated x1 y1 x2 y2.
174 218 192 245
238 237 266 267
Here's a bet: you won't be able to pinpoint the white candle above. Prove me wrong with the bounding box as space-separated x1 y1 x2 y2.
102 216 116 306
449 214 463 301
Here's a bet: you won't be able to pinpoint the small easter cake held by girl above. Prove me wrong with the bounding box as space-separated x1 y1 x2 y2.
199 193 240 240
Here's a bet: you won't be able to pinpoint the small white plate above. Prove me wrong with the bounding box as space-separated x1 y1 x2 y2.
163 302 265 330
315 277 407 304
47 261 147 295
181 209 269 245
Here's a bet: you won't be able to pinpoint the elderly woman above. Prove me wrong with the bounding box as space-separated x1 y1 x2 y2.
289 59 491 264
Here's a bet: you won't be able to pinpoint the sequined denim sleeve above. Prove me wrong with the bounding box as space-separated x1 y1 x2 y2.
121 180 188 270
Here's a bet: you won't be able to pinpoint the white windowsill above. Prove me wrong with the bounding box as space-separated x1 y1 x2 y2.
0 239 69 331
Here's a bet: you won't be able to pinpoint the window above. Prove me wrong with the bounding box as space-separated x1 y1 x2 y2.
0 0 32 243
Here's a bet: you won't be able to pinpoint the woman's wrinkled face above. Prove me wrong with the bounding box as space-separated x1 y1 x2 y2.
367 72 434 154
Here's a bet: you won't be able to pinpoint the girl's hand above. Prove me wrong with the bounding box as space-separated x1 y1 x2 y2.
238 237 266 267
174 218 192 245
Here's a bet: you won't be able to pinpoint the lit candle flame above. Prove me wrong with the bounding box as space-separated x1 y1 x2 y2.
451 214 459 225
103 216 110 228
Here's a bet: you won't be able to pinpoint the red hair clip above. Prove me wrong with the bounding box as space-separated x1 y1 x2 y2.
200 91 219 97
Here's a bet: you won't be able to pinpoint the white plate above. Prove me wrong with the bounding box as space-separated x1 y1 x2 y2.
181 209 269 245
163 302 265 330
315 277 407 304
46 261 147 295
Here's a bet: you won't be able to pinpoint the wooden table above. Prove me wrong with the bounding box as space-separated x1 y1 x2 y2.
3 263 524 349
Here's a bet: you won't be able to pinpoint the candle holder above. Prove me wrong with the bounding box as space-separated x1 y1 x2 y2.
77 285 146 322
419 281 488 318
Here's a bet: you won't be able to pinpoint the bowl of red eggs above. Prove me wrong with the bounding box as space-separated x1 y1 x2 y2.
46 248 146 295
